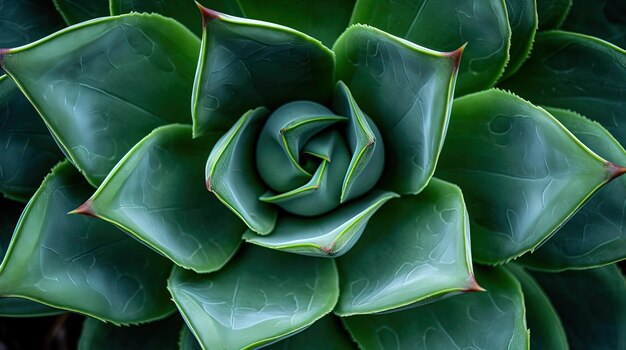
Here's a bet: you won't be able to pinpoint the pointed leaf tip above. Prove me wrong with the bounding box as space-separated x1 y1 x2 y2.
68 200 96 217
606 161 626 181
465 275 487 292
447 44 466 70
196 2 221 26
0 49 8 66
205 176 212 192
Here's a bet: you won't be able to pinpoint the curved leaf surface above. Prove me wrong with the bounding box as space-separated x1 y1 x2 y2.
192 5 334 136
532 265 626 350
334 25 461 194
77 124 245 273
350 0 509 95
179 325 202 350
561 0 626 49
0 161 174 324
343 266 529 349
436 89 616 264
79 316 182 350
536 0 571 30
335 178 477 315
0 14 200 186
53 0 110 25
265 315 356 350
110 0 204 36
169 245 339 349
501 0 537 79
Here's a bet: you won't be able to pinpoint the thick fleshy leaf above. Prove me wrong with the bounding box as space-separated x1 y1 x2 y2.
500 31 626 146
436 89 618 264
179 325 202 350
78 316 182 350
507 264 568 350
205 107 277 235
334 25 461 194
0 14 200 186
192 5 334 136
532 265 626 349
501 0 537 79
0 161 174 324
110 0 204 36
0 75 64 202
244 190 398 257
53 0 110 25
521 108 626 270
349 0 509 95
343 266 529 349
75 124 245 273
335 178 477 315
168 245 339 350
536 0 572 30
265 315 356 350
561 0 626 49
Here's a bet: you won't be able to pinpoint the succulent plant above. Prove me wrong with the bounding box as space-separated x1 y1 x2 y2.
1 0 625 349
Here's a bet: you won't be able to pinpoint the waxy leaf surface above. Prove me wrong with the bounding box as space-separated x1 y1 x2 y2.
561 0 626 49
110 0 204 36
78 316 182 350
265 315 356 350
536 0 571 30
502 0 537 79
179 325 202 350
53 0 110 25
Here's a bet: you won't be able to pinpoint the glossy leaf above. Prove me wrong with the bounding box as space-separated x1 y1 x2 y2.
192 5 334 136
350 0 509 95
244 190 398 257
536 0 572 30
168 245 339 350
521 108 626 270
0 76 64 202
0 161 174 324
53 0 110 25
205 107 277 235
79 316 182 350
343 266 529 349
334 25 461 194
76 124 245 273
110 0 204 36
335 178 477 315
532 265 626 350
179 325 202 350
0 14 200 186
501 0 537 79
436 89 616 264
507 264 568 350
265 315 356 350
561 0 626 49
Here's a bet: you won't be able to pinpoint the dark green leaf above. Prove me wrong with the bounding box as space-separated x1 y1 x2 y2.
168 245 339 349
561 0 626 49
343 266 529 349
265 315 356 350
0 14 200 186
0 161 174 324
536 0 572 30
335 178 477 315
501 0 537 79
349 0 510 95
532 265 626 350
179 325 201 350
192 5 334 136
521 108 626 270
79 316 182 350
334 25 460 194
53 0 110 25
110 0 204 36
436 89 616 264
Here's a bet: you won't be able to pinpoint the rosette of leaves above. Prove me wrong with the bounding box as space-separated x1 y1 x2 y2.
0 0 625 349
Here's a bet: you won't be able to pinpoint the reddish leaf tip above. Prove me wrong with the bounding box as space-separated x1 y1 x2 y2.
68 200 97 218
196 2 221 26
606 161 626 181
0 49 8 67
464 275 486 292
446 43 466 70
206 176 213 192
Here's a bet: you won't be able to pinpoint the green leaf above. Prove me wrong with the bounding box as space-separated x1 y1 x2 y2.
520 108 626 270
179 325 202 350
192 5 334 136
349 0 510 95
531 265 626 349
335 178 477 315
110 0 204 36
0 13 200 186
205 107 277 235
168 245 339 350
0 75 64 202
264 315 356 350
436 89 617 264
501 0 537 79
244 190 398 257
500 31 626 146
561 0 626 49
75 124 245 273
53 0 110 25
0 161 174 324
333 25 460 194
536 0 572 30
79 316 182 350
506 264 568 350
343 266 529 349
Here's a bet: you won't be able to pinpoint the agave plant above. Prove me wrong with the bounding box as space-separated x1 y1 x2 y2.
1 0 625 349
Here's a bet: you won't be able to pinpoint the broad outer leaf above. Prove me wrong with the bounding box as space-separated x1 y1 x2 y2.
536 0 572 30
501 0 537 80
334 25 461 194
265 315 356 350
0 297 62 318
168 245 339 350
436 89 617 264
0 13 200 186
53 0 110 25
78 316 182 350
110 0 204 36
507 264 568 350
561 0 626 49
244 190 398 257
350 0 510 96
0 161 174 324
192 5 334 136
77 125 245 273
521 108 626 270
532 265 626 349
343 266 529 349
335 178 478 315
0 75 64 202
